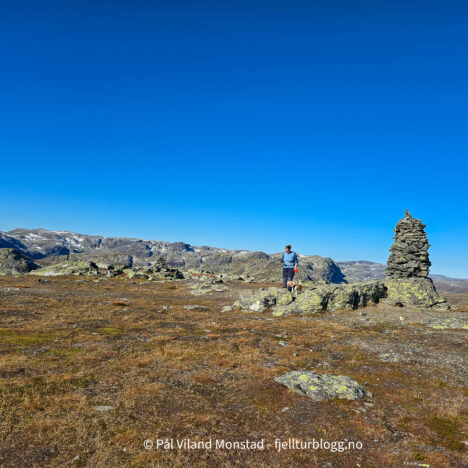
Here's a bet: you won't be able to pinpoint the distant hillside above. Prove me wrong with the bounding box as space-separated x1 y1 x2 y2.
1 228 466 288
0 228 344 283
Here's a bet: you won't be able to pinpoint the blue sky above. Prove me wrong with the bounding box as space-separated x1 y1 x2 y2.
0 1 467 277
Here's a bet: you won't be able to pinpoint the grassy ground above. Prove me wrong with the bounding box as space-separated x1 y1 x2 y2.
0 275 467 467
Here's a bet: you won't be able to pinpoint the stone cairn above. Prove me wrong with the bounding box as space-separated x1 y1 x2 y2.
385 210 449 309
386 209 431 278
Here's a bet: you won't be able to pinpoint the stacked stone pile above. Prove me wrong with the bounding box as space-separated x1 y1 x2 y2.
386 209 431 278
385 210 449 309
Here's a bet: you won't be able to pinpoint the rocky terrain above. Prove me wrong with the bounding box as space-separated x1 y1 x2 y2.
0 228 344 284
0 273 466 467
0 248 38 275
1 228 466 290
0 215 467 467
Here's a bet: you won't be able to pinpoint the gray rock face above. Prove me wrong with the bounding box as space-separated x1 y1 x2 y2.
0 248 38 275
386 210 431 279
385 211 449 309
0 228 345 284
274 371 366 401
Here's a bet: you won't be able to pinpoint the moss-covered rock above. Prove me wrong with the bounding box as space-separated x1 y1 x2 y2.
385 277 449 309
274 371 366 401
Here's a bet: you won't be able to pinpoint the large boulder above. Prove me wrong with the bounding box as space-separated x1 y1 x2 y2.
234 282 386 316
274 371 366 401
274 282 386 316
385 277 449 309
0 248 38 275
234 287 294 311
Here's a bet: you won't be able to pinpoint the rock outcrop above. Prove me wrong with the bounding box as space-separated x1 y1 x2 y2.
234 282 386 316
0 228 345 284
385 211 449 309
30 260 99 277
274 371 366 401
0 248 38 275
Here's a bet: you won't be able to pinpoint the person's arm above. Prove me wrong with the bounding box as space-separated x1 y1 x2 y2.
294 253 299 267
280 253 284 263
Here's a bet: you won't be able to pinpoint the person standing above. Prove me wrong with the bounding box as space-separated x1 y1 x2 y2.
281 244 299 291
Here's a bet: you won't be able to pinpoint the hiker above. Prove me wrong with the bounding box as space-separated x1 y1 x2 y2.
281 244 298 291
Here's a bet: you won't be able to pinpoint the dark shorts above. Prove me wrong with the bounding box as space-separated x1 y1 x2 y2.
282 268 295 290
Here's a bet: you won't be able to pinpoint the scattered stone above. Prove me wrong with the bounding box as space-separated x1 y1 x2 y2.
385 211 449 309
184 305 208 310
281 407 289 412
221 305 234 312
317 361 331 369
94 405 113 412
426 318 468 329
31 260 99 277
274 371 366 401
278 340 288 347
378 352 401 362
191 283 227 296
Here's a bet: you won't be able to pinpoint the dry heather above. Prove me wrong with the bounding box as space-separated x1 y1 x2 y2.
0 276 467 467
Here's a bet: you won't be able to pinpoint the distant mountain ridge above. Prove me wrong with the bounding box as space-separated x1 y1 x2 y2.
0 228 344 283
0 228 466 287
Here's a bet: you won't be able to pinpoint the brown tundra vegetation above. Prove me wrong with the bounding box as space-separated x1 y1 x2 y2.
0 275 467 467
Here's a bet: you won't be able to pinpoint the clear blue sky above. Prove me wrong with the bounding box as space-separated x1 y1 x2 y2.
0 1 467 277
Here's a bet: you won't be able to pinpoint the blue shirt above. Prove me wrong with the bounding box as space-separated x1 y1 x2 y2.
281 251 298 268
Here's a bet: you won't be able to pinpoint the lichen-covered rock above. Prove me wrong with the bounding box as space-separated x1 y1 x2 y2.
272 282 386 316
191 283 227 295
0 248 38 275
425 318 468 329
125 265 184 281
237 287 294 312
385 277 449 309
274 371 366 401
30 261 99 277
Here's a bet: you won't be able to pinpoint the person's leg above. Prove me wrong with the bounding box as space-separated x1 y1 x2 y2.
282 268 288 288
287 268 294 291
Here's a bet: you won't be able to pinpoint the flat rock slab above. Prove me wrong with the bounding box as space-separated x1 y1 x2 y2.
426 318 468 329
274 371 366 401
